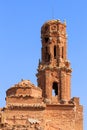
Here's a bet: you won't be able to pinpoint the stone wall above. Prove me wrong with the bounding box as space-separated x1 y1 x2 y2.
0 97 83 130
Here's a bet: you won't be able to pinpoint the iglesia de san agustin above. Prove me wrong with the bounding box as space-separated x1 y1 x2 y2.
0 19 83 130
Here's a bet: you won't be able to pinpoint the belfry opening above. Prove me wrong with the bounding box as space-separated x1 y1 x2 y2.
52 82 58 96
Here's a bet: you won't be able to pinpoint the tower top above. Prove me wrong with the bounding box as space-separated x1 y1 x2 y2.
40 19 68 67
41 19 66 36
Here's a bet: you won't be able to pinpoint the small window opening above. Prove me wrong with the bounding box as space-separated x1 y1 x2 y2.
62 47 64 58
54 46 56 58
45 46 50 62
45 37 49 43
52 82 58 96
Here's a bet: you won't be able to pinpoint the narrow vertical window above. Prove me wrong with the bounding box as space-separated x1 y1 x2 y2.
54 46 56 58
62 47 64 58
52 82 58 96
45 46 50 62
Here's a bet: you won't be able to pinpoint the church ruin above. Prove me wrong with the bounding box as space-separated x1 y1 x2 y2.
0 19 83 130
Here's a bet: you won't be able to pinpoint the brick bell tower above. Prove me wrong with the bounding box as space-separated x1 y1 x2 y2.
37 20 72 103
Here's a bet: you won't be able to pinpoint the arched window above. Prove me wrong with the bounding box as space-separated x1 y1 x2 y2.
52 82 58 96
54 46 56 58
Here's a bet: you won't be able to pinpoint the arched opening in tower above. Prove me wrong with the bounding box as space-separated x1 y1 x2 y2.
52 82 58 96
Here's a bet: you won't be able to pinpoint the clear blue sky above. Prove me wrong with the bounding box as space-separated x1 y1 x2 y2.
0 0 87 129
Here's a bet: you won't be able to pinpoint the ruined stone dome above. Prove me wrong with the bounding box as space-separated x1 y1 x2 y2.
6 79 42 98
